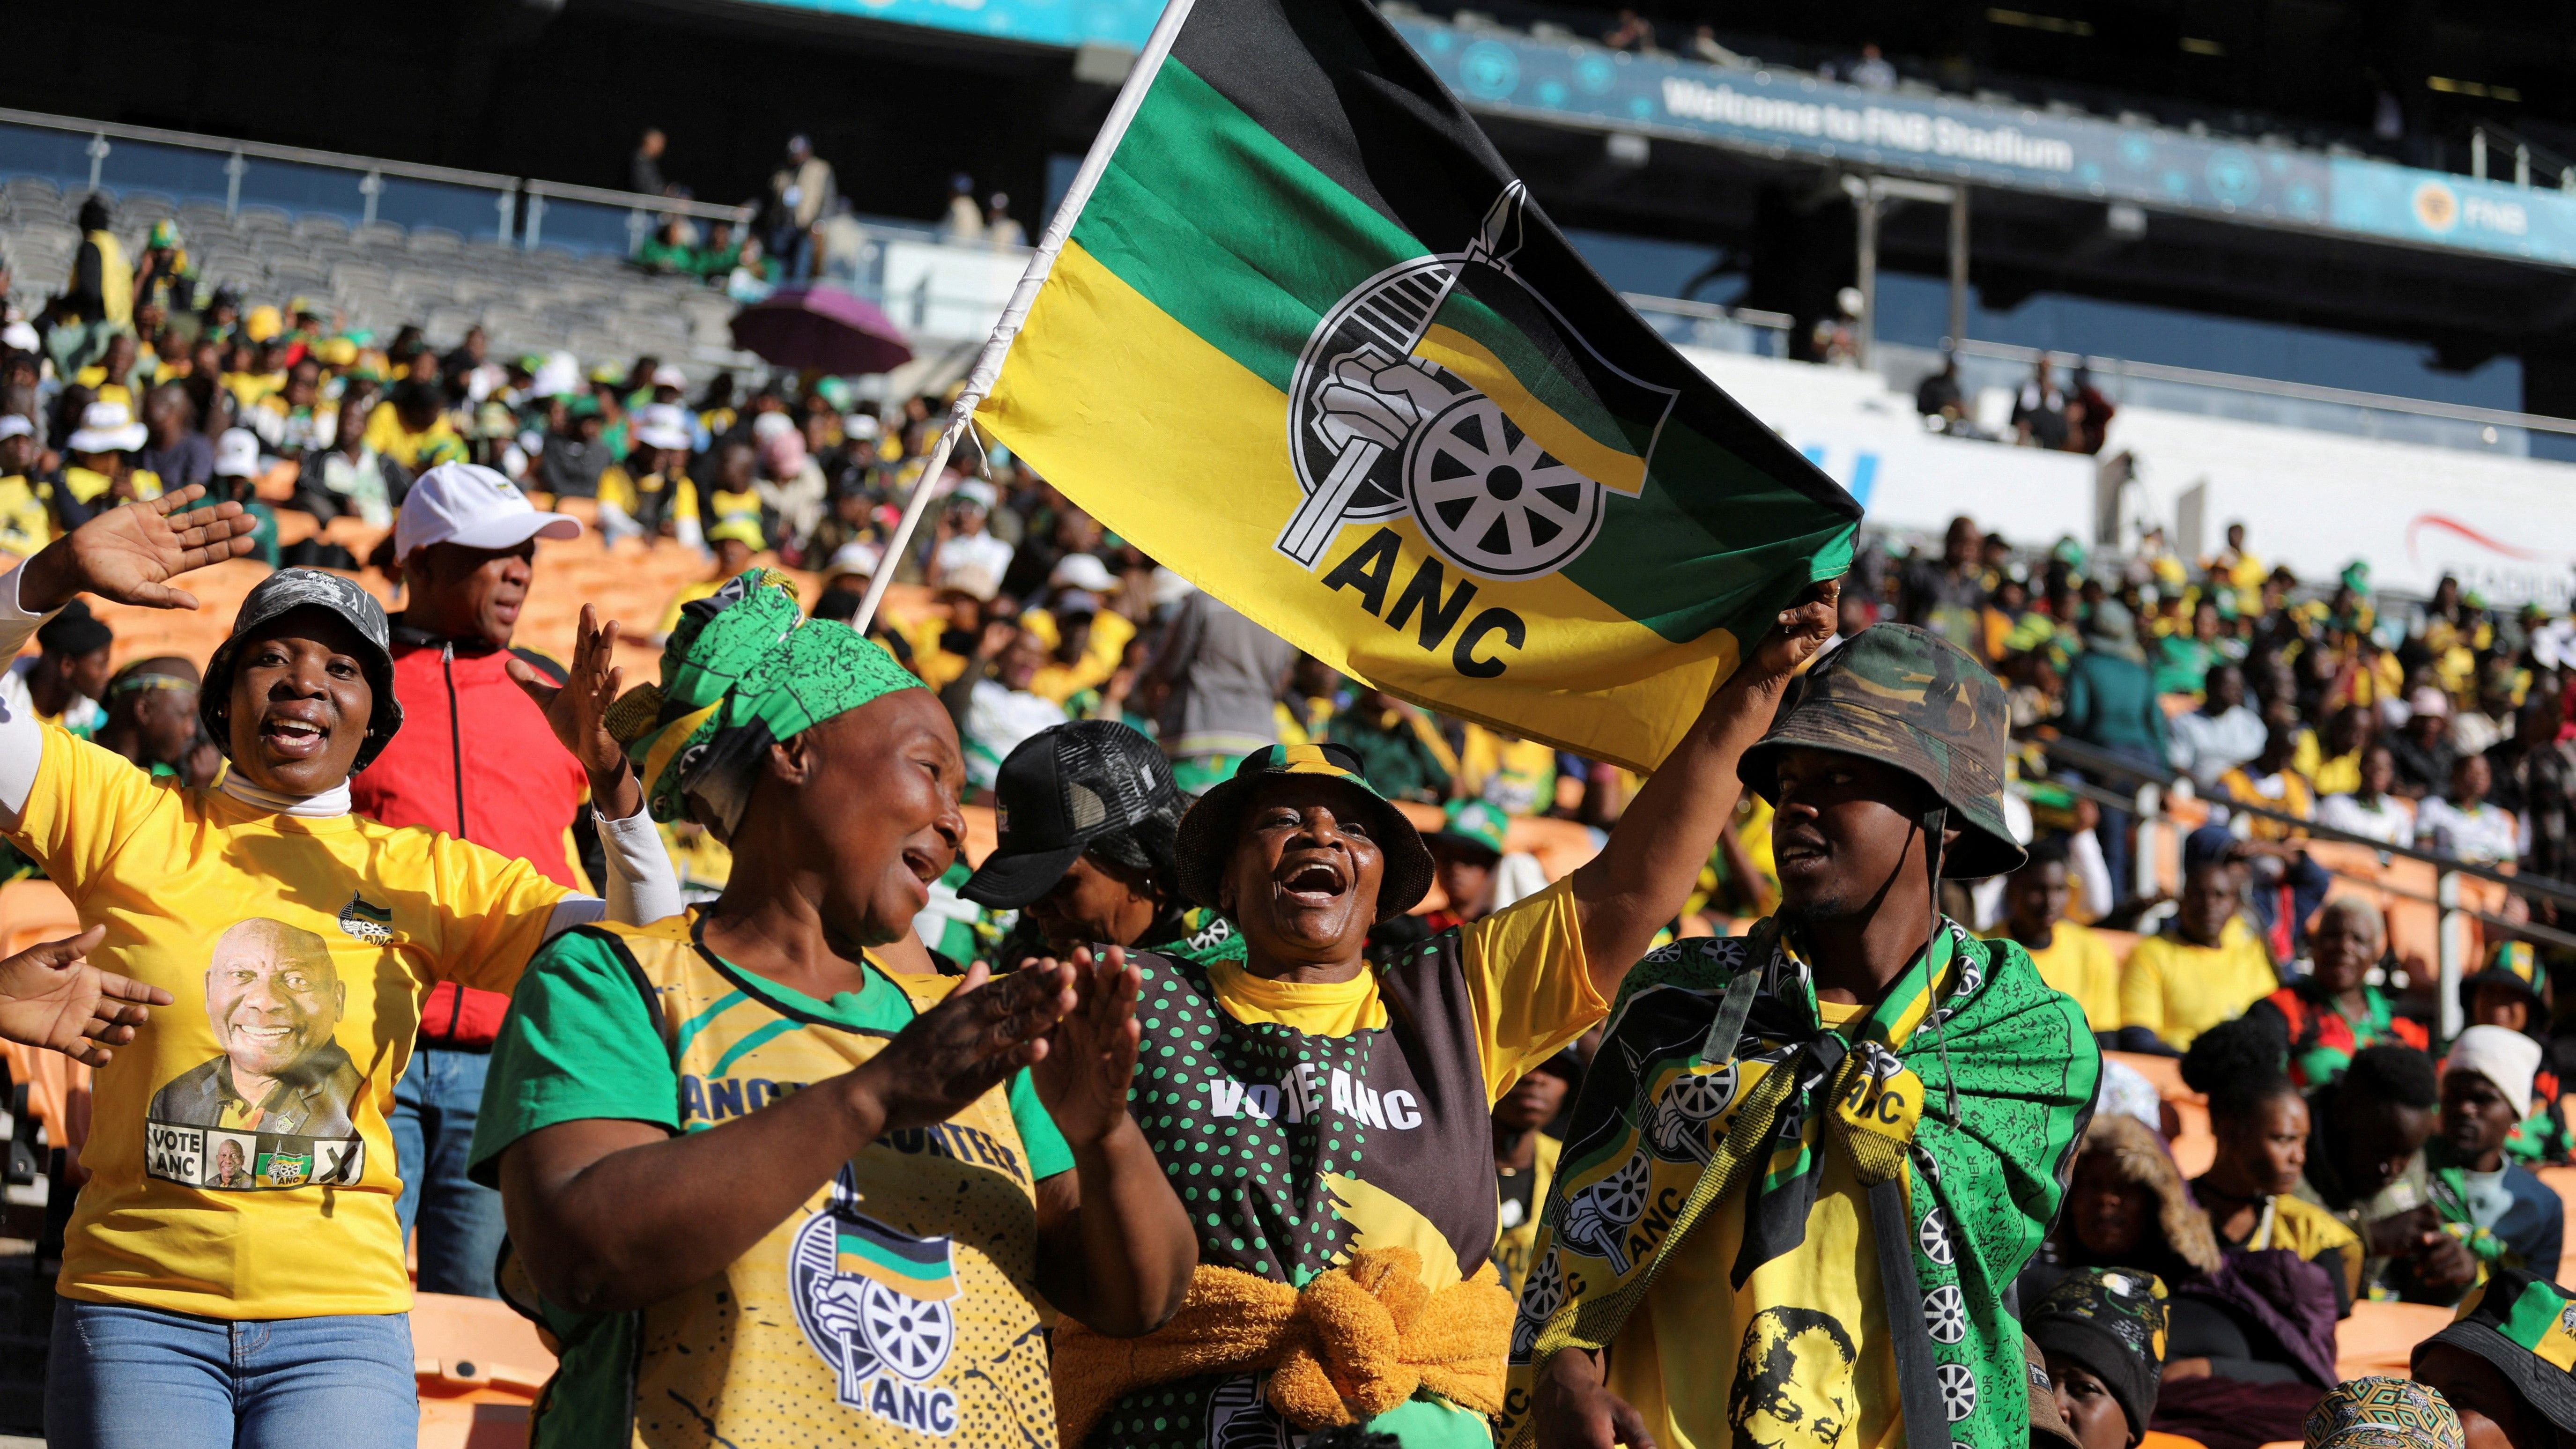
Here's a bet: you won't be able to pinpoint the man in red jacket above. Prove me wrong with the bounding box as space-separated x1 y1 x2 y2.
351 461 591 1296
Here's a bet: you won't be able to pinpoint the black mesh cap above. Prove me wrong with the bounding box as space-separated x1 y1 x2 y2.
960 720 1178 909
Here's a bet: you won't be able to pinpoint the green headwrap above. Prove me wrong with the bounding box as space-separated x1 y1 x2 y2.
607 569 922 843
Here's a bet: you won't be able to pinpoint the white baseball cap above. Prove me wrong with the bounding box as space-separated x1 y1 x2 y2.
651 363 688 390
631 403 694 452
394 461 584 562
951 478 997 511
0 414 33 443
1 322 37 354
1049 552 1117 595
213 429 262 479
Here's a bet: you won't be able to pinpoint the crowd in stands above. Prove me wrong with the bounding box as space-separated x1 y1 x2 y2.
10 183 2576 1449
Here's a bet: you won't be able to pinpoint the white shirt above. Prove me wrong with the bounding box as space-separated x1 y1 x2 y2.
962 680 1066 792
0 658 102 736
2416 797 2523 865
2168 704 2267 789
2317 792 2415 846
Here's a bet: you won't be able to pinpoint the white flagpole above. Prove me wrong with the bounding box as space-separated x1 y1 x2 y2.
852 0 1202 635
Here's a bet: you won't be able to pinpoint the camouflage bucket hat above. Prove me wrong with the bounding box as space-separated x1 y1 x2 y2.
1737 623 2025 879
1173 742 1433 924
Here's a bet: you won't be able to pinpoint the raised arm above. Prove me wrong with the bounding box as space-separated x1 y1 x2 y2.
500 960 1075 1315
510 604 683 930
0 488 259 829
1566 580 1840 997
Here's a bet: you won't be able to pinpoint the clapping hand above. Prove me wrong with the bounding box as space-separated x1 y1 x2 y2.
0 926 172 1067
854 960 1076 1136
1029 946 1144 1148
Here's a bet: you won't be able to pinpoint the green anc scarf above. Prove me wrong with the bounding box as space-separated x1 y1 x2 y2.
1498 919 2098 1449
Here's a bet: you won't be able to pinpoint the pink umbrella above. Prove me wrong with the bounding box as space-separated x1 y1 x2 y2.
727 284 915 375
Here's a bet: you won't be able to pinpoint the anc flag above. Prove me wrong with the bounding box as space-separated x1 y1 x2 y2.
977 0 1861 771
833 1214 960 1302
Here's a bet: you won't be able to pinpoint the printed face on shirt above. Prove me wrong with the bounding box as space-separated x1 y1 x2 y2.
1729 1306 1857 1449
205 917 346 1082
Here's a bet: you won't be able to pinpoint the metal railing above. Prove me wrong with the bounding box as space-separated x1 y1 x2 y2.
2034 731 2576 1040
0 105 749 256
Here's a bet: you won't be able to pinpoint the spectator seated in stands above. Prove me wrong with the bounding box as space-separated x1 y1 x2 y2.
138 382 213 494
2153 599 2225 698
1990 836 2123 1042
1421 796 1510 931
2118 851 2279 1054
91 655 217 786
365 377 466 473
2 597 110 737
60 399 160 518
2170 662 2266 791
2458 943 2572 1165
2295 1044 2456 1300
942 619 1068 798
1325 686 1458 805
2412 1265 2576 1449
0 414 54 557
2417 750 2520 865
1900 513 1988 657
291 384 398 526
2181 1013 2362 1316
653 522 759 641
2247 895 2425 1088
2017 1112 2220 1316
929 477 1014 593
211 429 279 568
2391 686 2460 798
2403 1026 2564 1302
538 394 611 501
2317 740 2415 846
74 330 144 411
2027 1268 2169 1449
2217 720 2314 837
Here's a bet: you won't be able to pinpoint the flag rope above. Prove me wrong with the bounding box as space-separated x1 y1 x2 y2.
852 0 1202 633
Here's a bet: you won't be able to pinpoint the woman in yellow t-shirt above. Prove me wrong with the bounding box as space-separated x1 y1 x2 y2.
0 489 679 1449
1050 583 1840 1449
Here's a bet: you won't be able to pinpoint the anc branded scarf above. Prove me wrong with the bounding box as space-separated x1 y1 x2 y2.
1498 919 2098 1449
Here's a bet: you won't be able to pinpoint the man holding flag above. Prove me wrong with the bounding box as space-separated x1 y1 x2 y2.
828 0 2091 1445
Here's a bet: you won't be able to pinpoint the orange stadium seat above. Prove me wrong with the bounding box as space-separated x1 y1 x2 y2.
413 1290 554 1449
2335 1300 2453 1381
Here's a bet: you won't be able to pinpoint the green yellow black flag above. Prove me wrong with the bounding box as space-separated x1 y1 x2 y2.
964 0 1861 771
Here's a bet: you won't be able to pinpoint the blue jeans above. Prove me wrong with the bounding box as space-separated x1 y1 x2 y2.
389 1045 507 1298
47 1298 416 1449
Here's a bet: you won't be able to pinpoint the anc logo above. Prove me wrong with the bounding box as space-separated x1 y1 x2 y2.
336 893 394 945
789 1170 962 1434
1277 183 1676 583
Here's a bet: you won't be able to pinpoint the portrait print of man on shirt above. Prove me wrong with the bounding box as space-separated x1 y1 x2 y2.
146 917 366 1188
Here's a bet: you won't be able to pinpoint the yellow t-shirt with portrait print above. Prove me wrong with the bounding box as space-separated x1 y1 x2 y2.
62 466 163 506
1201 875 1599 1102
1605 996 1903 1449
4 723 570 1320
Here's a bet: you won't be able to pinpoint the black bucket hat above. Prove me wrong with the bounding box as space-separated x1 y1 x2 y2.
200 569 403 773
2413 1265 2576 1436
1172 743 1433 924
1736 623 2025 878
961 720 1180 909
2458 940 2549 1020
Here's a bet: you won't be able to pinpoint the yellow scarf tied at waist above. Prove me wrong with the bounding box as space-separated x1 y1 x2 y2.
1053 1247 1517 1447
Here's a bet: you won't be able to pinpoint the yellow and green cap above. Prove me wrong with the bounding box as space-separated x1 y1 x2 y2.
1429 796 1509 861
1172 742 1432 922
2459 940 2548 1018
2416 1266 2576 1434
